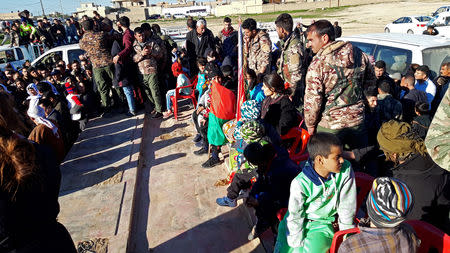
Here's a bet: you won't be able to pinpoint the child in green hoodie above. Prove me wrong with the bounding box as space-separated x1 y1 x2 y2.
275 132 357 253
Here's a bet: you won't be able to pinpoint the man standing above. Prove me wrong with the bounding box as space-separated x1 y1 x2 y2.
304 20 375 149
79 19 120 117
217 17 238 64
242 18 272 81
333 21 342 38
275 13 306 108
133 27 164 119
36 20 53 49
400 75 428 122
185 19 215 76
414 65 436 107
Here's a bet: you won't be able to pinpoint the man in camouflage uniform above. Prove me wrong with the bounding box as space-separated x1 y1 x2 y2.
133 27 164 118
425 87 450 171
242 18 272 81
79 19 121 113
304 20 376 149
275 13 307 108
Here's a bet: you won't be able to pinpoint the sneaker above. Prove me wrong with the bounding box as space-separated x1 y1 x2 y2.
237 189 250 200
195 141 204 148
216 196 237 207
151 112 163 119
126 111 136 117
201 156 221 168
193 133 202 143
194 147 208 156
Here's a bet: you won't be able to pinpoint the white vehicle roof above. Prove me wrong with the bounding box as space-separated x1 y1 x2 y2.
340 33 450 49
44 44 80 53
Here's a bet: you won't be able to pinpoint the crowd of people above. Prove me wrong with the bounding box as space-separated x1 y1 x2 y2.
0 8 449 253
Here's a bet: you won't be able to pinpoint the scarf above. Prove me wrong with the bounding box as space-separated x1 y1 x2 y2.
27 102 60 138
221 27 234 38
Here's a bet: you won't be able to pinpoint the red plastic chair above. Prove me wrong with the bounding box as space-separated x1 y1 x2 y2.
354 172 375 217
277 208 288 221
281 127 310 164
329 227 361 253
170 77 198 120
405 220 450 253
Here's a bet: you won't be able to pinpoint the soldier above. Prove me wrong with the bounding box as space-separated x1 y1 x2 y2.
425 87 450 171
304 20 376 149
133 27 164 119
79 19 122 117
242 18 272 82
275 13 307 108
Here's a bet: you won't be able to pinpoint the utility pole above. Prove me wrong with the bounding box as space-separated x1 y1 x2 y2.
40 0 45 16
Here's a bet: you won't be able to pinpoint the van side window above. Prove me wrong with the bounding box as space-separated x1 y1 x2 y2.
15 48 24 60
0 49 16 63
68 49 85 64
350 42 376 56
374 45 412 74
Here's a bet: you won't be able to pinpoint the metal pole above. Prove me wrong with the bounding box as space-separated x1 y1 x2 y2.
40 0 45 16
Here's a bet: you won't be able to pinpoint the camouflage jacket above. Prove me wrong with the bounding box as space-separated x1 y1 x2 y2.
425 87 450 171
277 33 306 93
304 41 376 130
133 37 163 75
244 29 272 75
79 31 112 69
377 93 403 123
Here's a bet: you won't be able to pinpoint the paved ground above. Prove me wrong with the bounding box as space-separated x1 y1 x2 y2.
128 103 266 253
58 113 144 253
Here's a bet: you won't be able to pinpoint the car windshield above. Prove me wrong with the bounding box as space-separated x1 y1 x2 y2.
422 46 450 79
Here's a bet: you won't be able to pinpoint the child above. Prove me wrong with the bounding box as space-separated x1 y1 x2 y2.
275 132 356 253
246 68 265 103
338 177 419 253
196 57 208 98
411 101 431 139
163 61 191 119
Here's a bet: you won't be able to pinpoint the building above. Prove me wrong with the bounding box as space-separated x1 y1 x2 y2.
76 3 113 18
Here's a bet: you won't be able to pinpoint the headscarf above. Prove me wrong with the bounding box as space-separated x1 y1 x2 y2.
27 102 60 138
366 177 414 228
26 83 41 100
171 61 184 77
240 120 265 144
234 100 261 140
377 120 427 157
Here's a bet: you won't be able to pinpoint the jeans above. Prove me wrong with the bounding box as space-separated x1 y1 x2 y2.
122 86 136 113
166 89 175 111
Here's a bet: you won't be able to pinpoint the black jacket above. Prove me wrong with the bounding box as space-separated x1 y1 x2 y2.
185 29 215 61
261 94 299 136
390 154 450 233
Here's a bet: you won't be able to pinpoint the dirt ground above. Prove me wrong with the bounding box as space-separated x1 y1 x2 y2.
137 0 445 37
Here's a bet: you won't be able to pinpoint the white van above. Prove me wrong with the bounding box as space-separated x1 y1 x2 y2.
338 33 450 78
0 44 44 70
31 44 85 67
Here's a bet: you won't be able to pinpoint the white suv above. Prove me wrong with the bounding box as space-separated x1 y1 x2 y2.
338 33 450 78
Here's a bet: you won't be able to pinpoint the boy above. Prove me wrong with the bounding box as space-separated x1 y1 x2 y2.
275 132 356 253
338 177 418 253
196 57 208 98
163 60 191 119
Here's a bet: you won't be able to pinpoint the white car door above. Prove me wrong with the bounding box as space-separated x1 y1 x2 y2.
401 17 414 33
391 17 405 33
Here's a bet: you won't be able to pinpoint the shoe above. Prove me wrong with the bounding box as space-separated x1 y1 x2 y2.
194 147 208 156
126 111 136 117
163 111 173 119
237 189 250 200
194 141 204 148
201 156 221 168
216 196 237 207
151 112 163 119
193 133 202 143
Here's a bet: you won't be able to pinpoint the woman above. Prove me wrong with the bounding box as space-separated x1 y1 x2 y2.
0 98 76 253
260 73 299 136
377 120 450 233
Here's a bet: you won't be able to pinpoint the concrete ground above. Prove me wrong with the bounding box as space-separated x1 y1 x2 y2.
128 103 266 253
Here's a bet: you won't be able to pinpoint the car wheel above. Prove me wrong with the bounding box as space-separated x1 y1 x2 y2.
407 29 414 34
384 28 390 33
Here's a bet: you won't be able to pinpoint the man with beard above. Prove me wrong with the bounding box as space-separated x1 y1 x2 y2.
243 18 272 82
185 18 215 76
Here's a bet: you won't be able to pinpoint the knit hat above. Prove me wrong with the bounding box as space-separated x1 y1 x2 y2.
240 100 261 121
171 61 183 77
240 120 265 143
65 82 75 94
366 177 414 228
377 120 427 156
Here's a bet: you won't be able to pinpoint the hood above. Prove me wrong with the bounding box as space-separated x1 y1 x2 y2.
302 158 334 186
317 41 354 68
395 153 444 175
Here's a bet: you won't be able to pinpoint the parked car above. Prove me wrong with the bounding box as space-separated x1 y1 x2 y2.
384 16 432 34
431 6 450 17
338 33 450 79
0 44 45 70
31 44 84 67
148 14 160 20
173 13 187 19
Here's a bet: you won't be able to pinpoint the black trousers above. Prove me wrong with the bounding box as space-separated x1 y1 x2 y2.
226 170 258 199
192 110 208 148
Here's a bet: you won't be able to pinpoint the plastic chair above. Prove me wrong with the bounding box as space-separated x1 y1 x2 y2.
329 227 361 253
281 127 310 164
170 78 197 120
354 172 375 217
404 220 450 253
277 208 288 221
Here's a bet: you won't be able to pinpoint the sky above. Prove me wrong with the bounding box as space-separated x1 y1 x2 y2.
0 0 114 16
